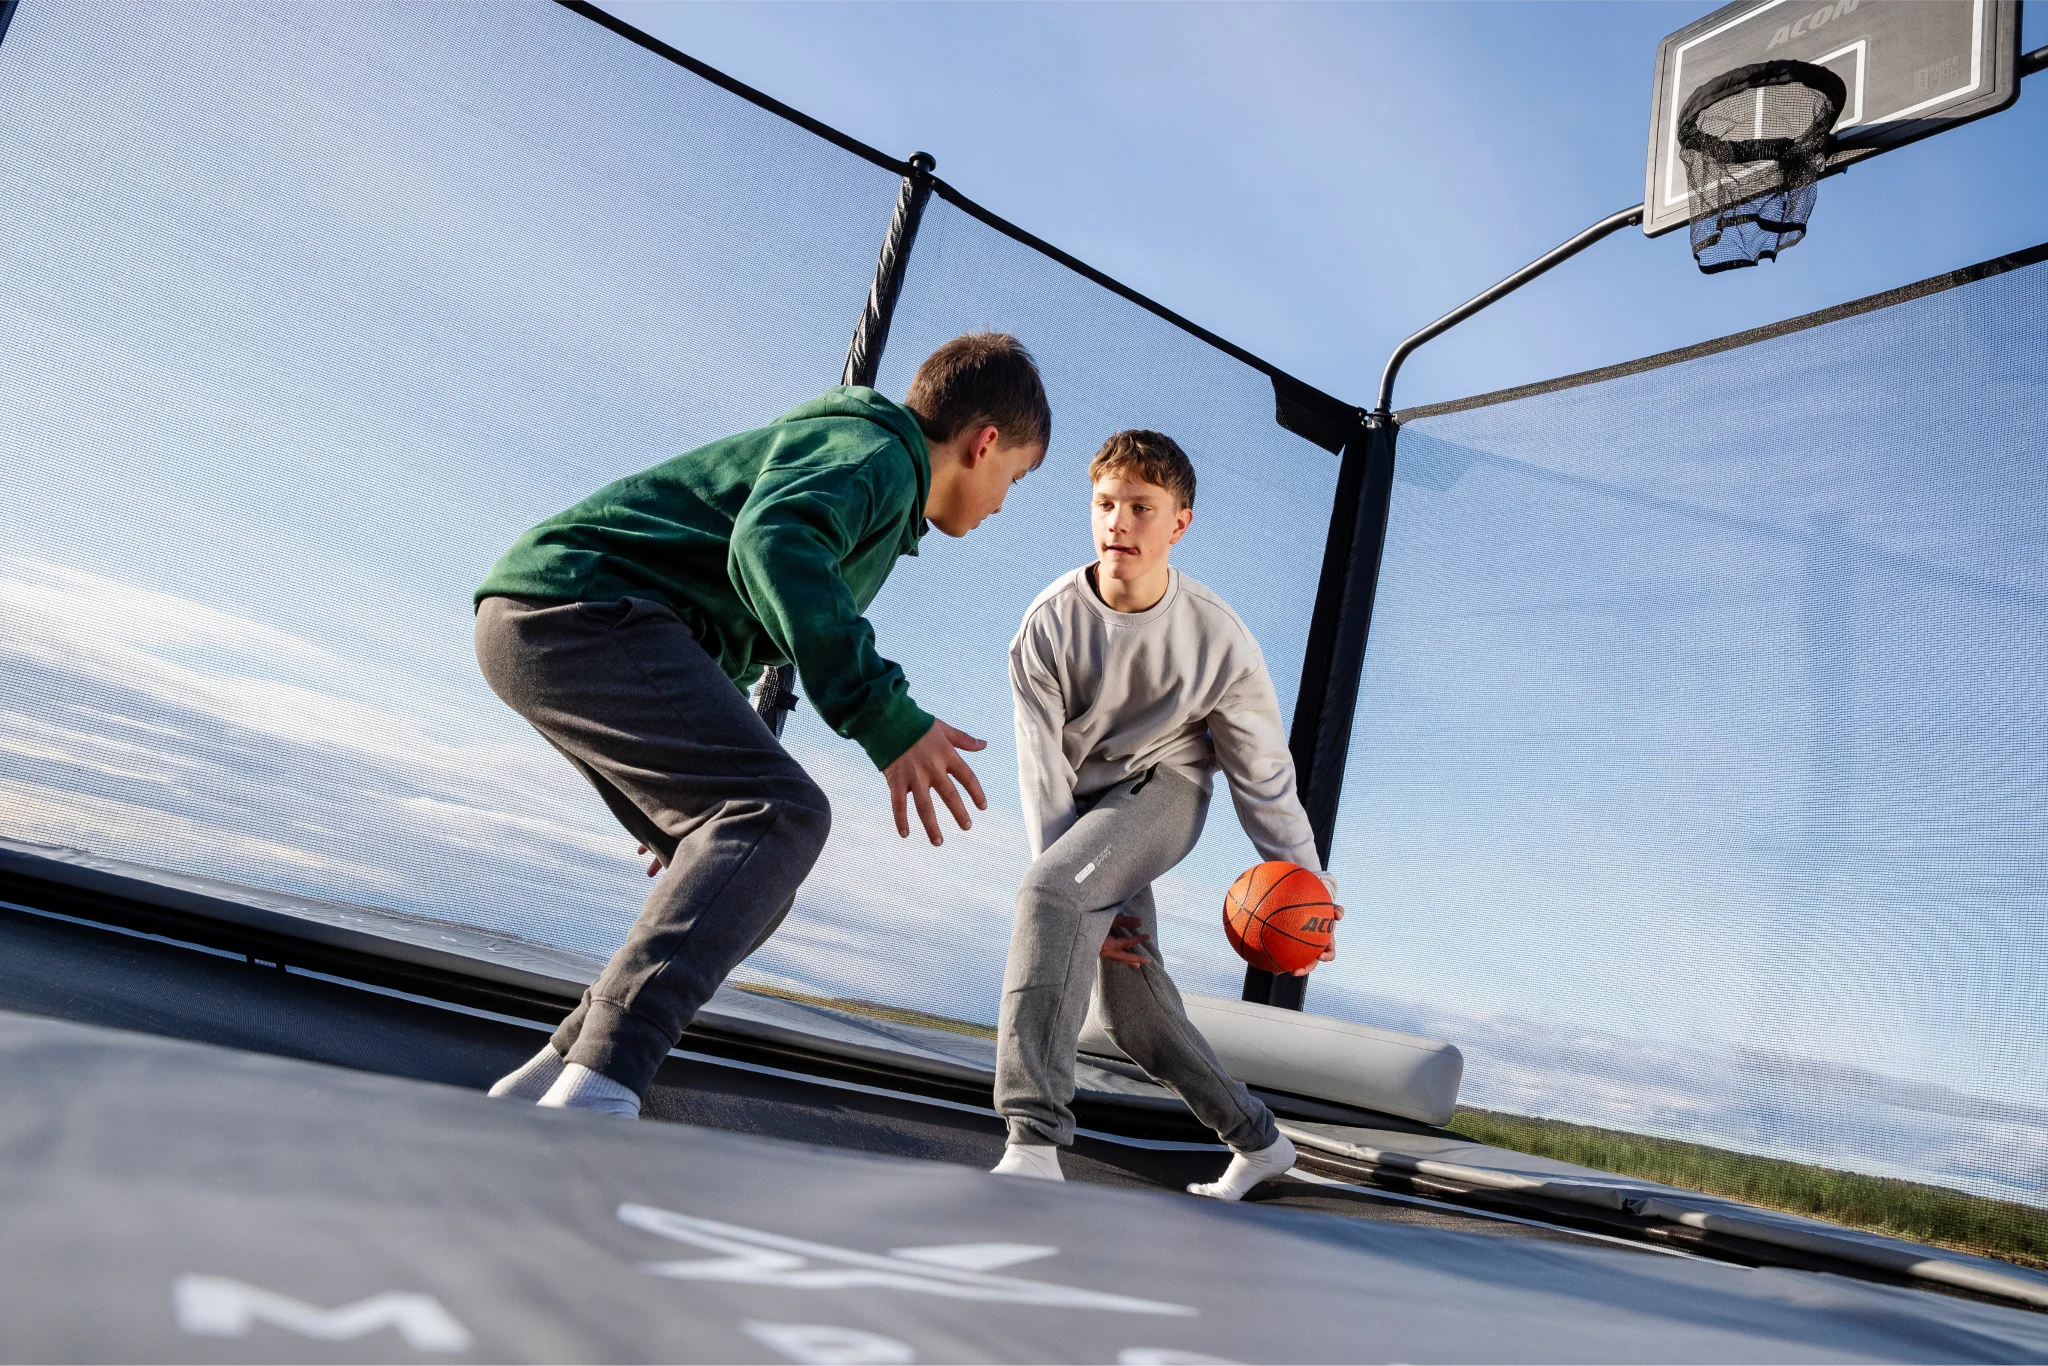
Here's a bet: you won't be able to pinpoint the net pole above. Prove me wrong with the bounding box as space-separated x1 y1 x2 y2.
843 153 937 389
1247 411 1393 1010
751 153 938 738
1249 204 1641 1008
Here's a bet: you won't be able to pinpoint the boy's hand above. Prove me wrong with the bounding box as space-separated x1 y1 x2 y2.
1292 901 1344 977
1100 912 1151 966
635 844 661 878
884 719 988 846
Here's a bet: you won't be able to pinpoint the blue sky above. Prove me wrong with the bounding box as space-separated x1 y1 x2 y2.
0 1 2042 1206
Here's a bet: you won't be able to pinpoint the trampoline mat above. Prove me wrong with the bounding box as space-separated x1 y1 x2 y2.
5 1009 2048 1363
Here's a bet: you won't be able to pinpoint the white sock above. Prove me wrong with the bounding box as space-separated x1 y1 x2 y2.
991 1143 1064 1181
536 1061 641 1119
1186 1133 1296 1201
486 1044 566 1101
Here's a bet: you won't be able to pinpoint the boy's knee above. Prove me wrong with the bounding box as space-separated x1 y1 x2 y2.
1015 857 1080 917
774 777 832 850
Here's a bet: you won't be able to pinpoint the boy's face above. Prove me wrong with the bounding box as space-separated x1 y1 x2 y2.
928 427 1043 537
1092 473 1191 583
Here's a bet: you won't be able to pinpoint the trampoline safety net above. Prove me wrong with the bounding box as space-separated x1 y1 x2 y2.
1321 254 2048 1213
0 5 1335 1031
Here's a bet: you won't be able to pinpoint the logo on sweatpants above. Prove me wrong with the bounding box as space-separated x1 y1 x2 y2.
1075 846 1114 884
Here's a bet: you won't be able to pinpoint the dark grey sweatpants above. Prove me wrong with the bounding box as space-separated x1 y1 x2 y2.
475 595 830 1097
994 766 1279 1153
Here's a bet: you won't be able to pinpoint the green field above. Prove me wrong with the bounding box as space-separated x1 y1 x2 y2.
1448 1108 2047 1271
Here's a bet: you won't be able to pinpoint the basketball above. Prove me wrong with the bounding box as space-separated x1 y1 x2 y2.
1223 861 1337 975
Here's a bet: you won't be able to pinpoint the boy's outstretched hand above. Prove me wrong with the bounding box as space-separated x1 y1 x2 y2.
884 718 988 846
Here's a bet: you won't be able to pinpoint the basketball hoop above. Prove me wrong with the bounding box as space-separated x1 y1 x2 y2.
1677 59 1847 274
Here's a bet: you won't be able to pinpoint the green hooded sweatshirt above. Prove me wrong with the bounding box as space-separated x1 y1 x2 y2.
477 387 935 770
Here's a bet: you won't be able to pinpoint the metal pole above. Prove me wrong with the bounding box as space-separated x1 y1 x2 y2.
1375 202 1644 418
1246 410 1393 1011
844 152 937 388
752 152 938 738
1249 201 1646 1011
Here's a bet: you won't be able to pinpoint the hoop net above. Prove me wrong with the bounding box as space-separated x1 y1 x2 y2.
1678 60 1846 274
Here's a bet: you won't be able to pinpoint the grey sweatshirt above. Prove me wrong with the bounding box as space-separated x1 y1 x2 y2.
1009 564 1322 869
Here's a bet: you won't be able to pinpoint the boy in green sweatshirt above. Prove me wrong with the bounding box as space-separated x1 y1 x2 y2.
476 333 1051 1117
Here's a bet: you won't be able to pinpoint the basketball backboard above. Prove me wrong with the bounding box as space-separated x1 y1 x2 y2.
1645 0 2025 236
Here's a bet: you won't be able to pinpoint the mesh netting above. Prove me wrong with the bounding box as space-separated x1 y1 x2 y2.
1317 253 2048 1215
0 3 1339 1030
1678 61 1844 274
0 1 898 958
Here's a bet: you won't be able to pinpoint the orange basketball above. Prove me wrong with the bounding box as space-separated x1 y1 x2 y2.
1223 861 1336 975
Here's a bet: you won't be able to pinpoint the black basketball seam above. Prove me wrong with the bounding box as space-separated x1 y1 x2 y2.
1249 898 1337 929
1244 866 1316 921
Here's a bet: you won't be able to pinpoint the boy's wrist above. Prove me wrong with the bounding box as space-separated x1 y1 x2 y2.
856 695 938 770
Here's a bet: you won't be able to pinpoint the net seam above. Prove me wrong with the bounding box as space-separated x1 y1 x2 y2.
1396 237 2048 423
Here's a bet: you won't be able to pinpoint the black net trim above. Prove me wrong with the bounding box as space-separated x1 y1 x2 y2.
1678 60 1846 275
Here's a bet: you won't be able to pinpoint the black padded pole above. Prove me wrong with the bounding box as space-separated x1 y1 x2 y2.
1250 202 1644 1011
843 152 938 389
0 0 19 48
753 152 938 739
1244 411 1394 1011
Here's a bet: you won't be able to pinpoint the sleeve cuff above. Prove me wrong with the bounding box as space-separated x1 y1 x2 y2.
854 693 936 770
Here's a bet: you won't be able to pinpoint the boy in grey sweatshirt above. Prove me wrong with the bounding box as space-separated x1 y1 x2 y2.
992 429 1341 1200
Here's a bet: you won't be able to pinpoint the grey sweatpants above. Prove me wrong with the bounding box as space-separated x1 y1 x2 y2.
994 766 1279 1153
474 595 831 1097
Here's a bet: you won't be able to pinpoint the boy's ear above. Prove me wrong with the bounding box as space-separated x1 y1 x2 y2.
1168 505 1194 545
966 423 1001 466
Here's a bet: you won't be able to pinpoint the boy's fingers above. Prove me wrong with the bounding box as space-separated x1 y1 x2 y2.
952 755 989 810
912 784 942 845
944 723 988 752
935 773 973 832
890 780 911 838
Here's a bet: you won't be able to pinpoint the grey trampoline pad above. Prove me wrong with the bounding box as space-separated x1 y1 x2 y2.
3 1011 2047 1364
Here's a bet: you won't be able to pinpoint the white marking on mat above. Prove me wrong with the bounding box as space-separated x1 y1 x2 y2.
173 1275 472 1350
622 1204 1195 1314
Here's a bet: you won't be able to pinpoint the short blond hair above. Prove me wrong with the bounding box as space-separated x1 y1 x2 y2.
1088 429 1195 509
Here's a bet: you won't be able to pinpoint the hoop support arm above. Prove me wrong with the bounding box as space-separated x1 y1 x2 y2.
1374 202 1645 416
